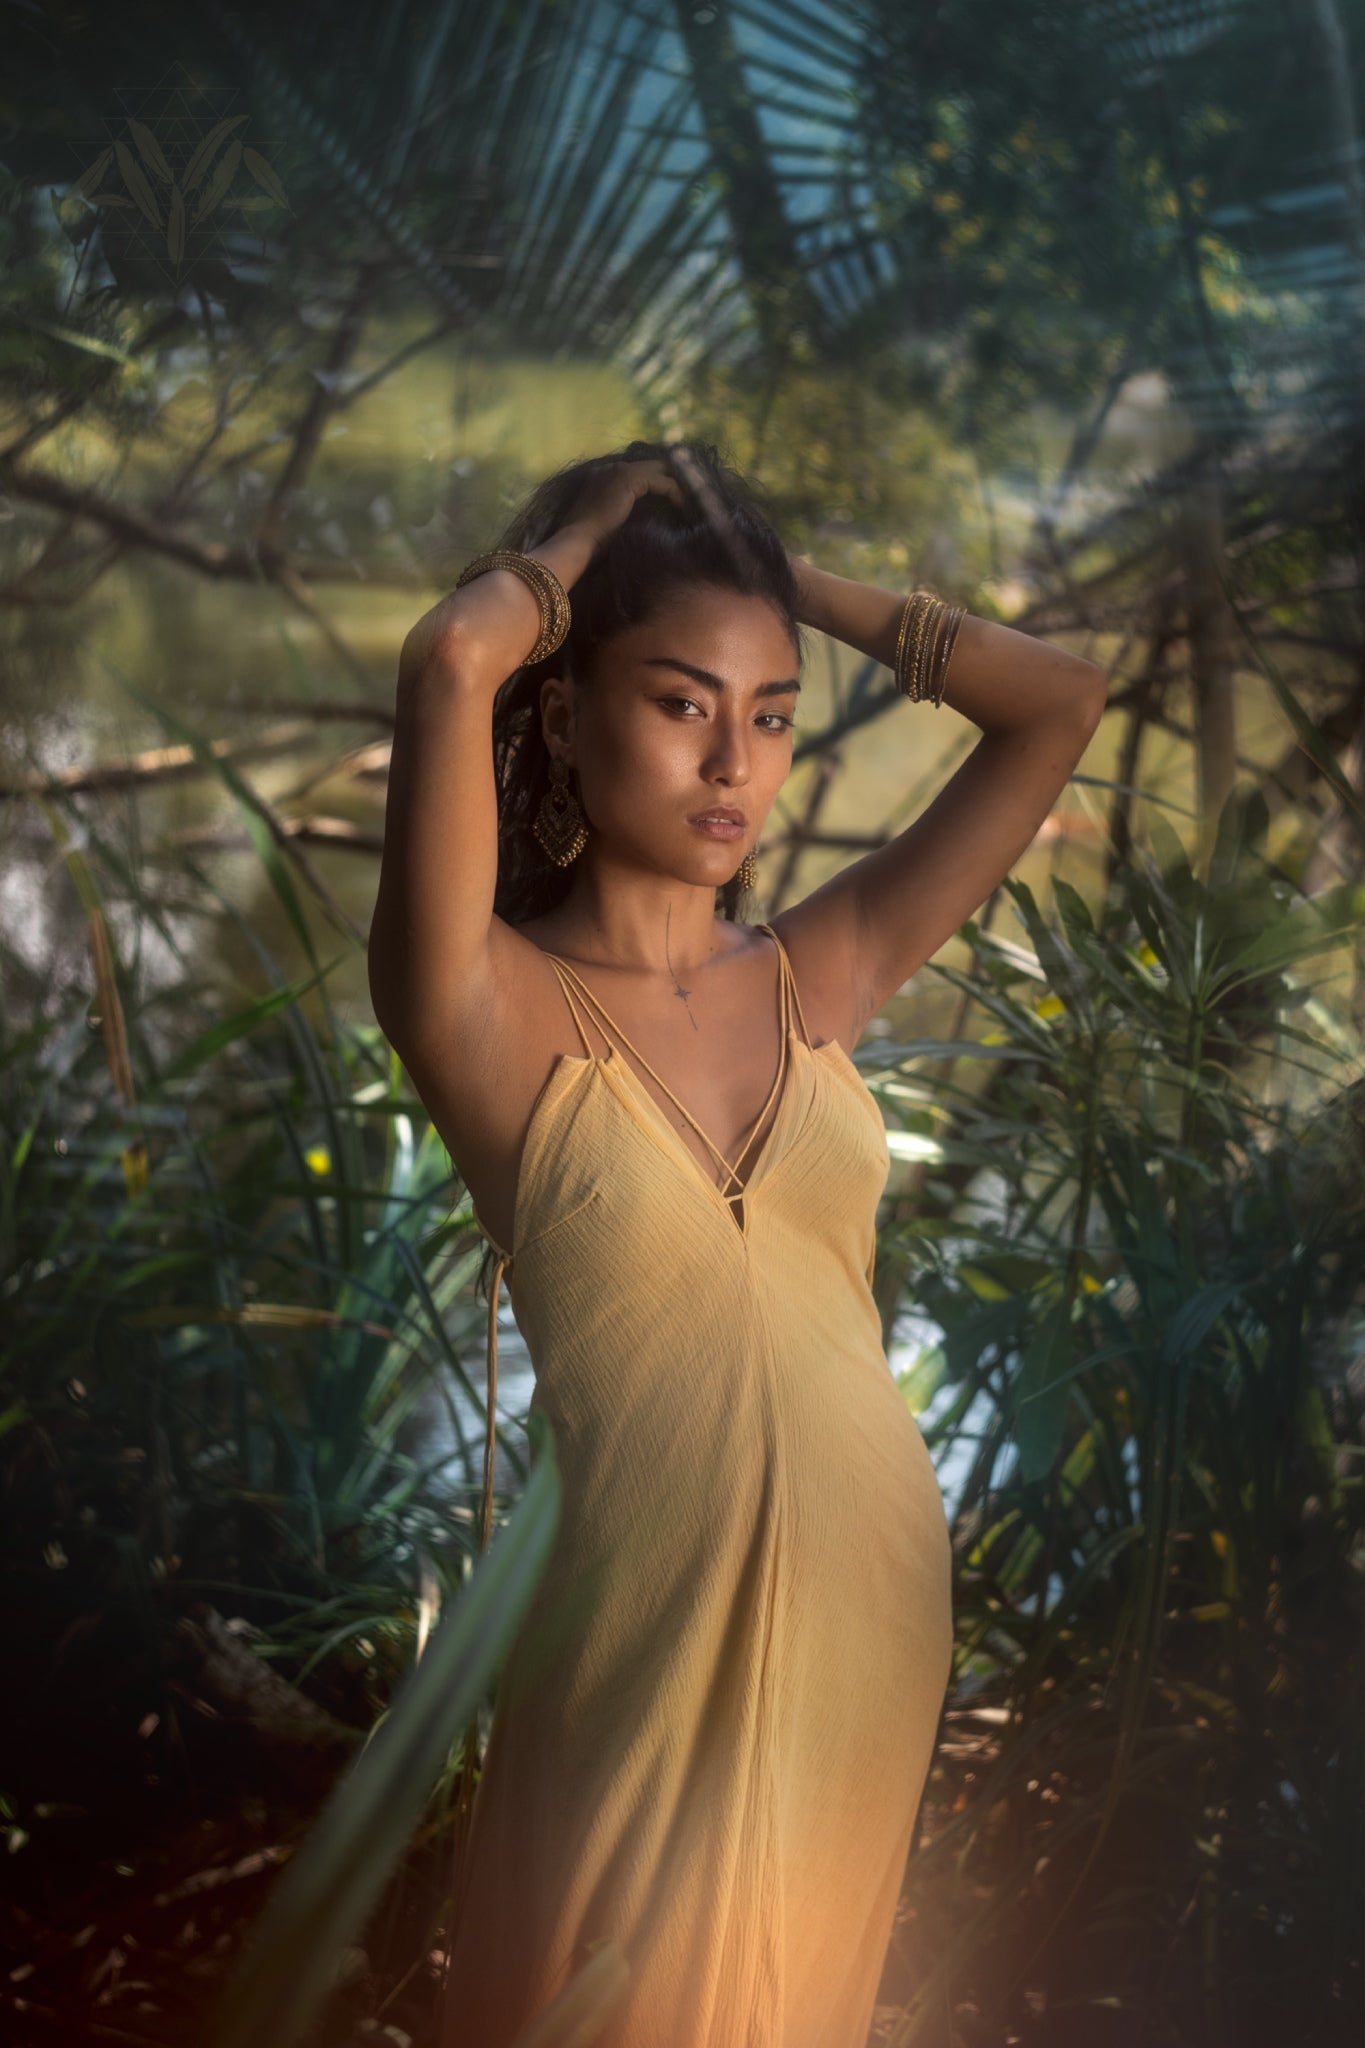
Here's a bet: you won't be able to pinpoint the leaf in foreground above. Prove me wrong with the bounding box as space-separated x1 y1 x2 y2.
205 1411 560 2048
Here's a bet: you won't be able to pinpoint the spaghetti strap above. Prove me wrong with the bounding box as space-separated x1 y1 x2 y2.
755 923 794 1048
759 921 813 1052
537 950 629 1064
543 955 598 1059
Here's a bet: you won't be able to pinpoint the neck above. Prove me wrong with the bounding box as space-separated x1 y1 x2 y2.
548 870 741 976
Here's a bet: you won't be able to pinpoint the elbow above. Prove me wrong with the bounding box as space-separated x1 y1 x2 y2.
1068 660 1109 729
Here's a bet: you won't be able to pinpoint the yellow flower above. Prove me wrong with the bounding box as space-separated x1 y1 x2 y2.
1035 993 1066 1020
1137 943 1160 968
305 1145 332 1178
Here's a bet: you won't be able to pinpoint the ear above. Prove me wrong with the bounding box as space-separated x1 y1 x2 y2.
539 671 574 750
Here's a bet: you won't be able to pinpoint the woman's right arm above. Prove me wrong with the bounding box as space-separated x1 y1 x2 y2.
366 522 596 1073
368 454 686 1083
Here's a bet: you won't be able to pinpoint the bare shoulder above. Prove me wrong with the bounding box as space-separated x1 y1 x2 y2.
766 897 869 1058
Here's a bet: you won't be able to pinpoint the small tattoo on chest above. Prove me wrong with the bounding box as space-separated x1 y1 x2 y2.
664 905 701 1032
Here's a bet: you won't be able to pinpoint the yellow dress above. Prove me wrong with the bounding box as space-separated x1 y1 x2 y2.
443 922 954 2048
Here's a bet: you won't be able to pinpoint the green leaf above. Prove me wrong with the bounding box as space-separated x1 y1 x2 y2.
1015 1294 1076 1484
206 1411 561 2048
1160 1282 1242 1365
111 675 323 974
1207 785 1269 898
1146 808 1195 896
1052 875 1097 940
153 959 345 1085
1219 884 1365 980
896 1345 947 1414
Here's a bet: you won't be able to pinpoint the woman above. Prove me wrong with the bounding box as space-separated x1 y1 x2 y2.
368 439 1106 2046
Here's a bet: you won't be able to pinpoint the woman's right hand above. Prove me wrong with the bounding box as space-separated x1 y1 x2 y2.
558 452 687 549
400 453 687 690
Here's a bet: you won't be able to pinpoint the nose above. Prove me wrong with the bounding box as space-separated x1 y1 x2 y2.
700 715 752 785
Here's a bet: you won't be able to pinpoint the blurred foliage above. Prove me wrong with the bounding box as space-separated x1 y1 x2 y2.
870 788 1365 2039
2 747 550 2040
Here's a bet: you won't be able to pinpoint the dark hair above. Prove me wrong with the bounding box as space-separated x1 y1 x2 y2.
484 435 805 928
467 435 803 1337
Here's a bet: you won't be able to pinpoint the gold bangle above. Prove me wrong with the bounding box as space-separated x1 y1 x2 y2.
893 590 922 678
894 590 933 702
894 591 934 701
925 604 948 705
913 595 935 704
894 589 964 707
934 604 966 707
455 548 571 664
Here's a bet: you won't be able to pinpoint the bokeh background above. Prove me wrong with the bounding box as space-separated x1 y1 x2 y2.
2 3 1363 2044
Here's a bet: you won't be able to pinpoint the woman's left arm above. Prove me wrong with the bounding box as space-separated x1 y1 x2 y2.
786 554 1109 1027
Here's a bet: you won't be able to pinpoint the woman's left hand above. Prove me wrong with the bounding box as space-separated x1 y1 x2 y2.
786 548 820 626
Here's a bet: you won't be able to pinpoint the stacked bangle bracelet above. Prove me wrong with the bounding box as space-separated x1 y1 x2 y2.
894 589 967 707
454 548 572 665
454 548 964 709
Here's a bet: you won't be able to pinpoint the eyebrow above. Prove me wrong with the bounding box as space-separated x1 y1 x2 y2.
640 656 801 699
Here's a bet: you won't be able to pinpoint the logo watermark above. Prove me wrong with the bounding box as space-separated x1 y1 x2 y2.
59 60 291 296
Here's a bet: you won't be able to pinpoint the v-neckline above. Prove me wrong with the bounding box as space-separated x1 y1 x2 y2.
541 924 799 1239
598 1025 802 1237
470 1031 856 1265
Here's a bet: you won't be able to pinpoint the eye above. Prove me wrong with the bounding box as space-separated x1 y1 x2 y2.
658 695 795 732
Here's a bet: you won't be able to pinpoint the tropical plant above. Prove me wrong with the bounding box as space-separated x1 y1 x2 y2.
864 788 1365 2042
0 734 542 2039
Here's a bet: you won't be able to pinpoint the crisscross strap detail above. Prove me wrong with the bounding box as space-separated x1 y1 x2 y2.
540 922 799 1210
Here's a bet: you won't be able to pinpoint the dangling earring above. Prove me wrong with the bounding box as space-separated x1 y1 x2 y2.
533 756 588 866
737 846 758 892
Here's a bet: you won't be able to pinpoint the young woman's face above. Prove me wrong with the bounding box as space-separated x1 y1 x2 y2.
563 585 801 887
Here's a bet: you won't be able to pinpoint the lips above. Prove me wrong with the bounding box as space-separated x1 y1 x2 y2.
690 807 745 825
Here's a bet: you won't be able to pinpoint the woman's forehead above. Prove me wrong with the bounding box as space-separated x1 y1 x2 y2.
611 589 799 666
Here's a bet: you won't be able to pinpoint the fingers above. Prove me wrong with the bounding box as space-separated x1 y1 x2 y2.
645 455 687 507
627 461 685 511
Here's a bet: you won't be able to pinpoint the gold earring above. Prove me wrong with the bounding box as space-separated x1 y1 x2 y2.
737 846 758 892
533 756 588 865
